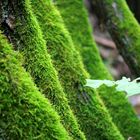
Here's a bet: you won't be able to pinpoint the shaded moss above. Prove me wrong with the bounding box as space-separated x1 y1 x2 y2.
93 0 140 77
0 0 85 139
0 32 70 140
30 0 124 139
56 0 140 139
55 0 111 80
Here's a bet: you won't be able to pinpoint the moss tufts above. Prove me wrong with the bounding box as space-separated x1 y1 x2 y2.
55 0 140 139
30 0 124 139
0 0 85 139
0 32 70 140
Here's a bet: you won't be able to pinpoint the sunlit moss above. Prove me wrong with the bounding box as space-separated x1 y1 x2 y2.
30 0 124 139
0 0 85 139
56 0 140 139
0 32 70 140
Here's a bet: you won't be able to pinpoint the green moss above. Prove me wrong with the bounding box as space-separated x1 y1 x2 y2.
30 0 124 139
0 32 70 140
56 0 140 139
93 0 140 77
0 0 85 139
55 0 111 80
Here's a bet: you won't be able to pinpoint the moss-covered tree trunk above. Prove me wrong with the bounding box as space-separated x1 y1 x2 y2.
126 0 140 23
92 0 140 77
0 32 70 139
55 0 140 139
30 0 124 139
0 0 86 139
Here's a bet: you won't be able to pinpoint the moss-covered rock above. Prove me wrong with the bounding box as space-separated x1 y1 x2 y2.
30 0 124 139
0 0 85 139
0 32 70 140
55 0 140 139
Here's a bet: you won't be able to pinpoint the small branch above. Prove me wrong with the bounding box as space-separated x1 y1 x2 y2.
94 35 116 49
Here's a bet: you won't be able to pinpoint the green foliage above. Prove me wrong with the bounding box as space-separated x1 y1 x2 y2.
30 0 125 139
86 77 140 97
56 0 140 139
0 32 70 140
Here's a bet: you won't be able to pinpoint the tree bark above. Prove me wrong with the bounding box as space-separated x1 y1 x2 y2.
92 0 140 77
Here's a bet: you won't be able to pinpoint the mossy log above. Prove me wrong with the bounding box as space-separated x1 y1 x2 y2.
92 0 140 77
55 0 140 139
30 0 124 139
0 0 85 139
0 32 70 140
